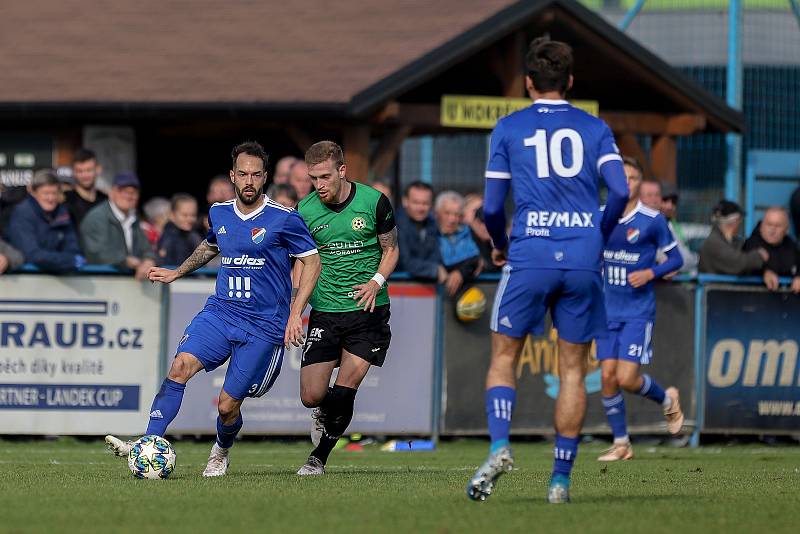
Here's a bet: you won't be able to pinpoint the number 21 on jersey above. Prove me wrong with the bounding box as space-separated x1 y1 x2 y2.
524 128 584 179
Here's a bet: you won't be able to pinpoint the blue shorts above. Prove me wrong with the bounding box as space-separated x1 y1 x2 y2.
177 309 284 400
490 266 606 344
596 320 654 365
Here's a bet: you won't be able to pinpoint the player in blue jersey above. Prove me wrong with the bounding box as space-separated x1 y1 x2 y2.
596 157 684 462
105 142 321 477
466 37 630 504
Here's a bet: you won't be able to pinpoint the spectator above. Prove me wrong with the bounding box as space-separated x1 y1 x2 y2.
289 161 313 201
80 172 155 280
743 207 800 293
157 194 202 266
202 175 235 232
0 237 23 274
639 179 662 211
791 185 800 238
435 190 482 297
462 192 483 226
0 182 28 234
657 182 698 274
63 148 108 226
397 181 445 281
370 178 393 203
267 183 298 208
141 197 171 248
55 166 74 204
273 156 297 185
4 169 84 273
699 200 766 275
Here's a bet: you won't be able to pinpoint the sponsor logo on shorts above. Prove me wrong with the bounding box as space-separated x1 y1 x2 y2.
308 328 324 340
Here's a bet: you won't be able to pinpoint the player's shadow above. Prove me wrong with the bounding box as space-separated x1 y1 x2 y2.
507 493 689 505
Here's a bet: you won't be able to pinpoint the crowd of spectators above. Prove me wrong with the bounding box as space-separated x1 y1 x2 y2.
0 146 798 297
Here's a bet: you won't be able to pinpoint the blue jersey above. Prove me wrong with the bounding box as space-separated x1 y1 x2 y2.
203 197 318 344
602 202 676 321
485 99 622 271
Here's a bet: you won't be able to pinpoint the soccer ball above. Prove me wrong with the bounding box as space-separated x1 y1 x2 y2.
455 286 487 322
128 435 176 479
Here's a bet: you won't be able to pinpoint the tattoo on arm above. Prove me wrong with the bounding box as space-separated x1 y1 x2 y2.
378 227 398 250
176 240 219 277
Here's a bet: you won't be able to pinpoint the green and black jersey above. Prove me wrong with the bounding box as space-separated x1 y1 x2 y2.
297 181 395 313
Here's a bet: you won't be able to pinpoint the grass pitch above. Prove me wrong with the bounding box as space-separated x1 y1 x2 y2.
1 438 799 533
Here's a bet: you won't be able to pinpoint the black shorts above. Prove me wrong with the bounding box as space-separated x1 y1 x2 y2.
302 305 391 367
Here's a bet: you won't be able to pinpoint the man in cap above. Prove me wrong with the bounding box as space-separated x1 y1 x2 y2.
80 172 156 279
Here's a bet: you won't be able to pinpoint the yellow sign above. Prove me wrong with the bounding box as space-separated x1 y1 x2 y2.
440 95 599 129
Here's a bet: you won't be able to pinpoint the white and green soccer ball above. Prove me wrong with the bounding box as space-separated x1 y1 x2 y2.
128 435 176 479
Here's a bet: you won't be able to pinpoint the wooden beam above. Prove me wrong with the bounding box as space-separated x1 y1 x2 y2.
490 31 526 98
651 135 677 184
285 125 314 153
601 112 706 136
370 125 412 180
616 133 654 178
372 102 440 127
343 125 370 183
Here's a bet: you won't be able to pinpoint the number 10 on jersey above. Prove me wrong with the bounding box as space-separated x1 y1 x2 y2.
524 128 584 179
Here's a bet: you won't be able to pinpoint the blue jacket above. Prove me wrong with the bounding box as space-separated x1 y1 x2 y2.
396 208 441 280
439 225 480 268
5 196 82 272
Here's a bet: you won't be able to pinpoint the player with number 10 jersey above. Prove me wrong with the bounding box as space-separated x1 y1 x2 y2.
467 37 629 504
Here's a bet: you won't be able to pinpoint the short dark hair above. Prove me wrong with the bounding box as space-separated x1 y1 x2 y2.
526 37 573 94
305 141 345 169
170 193 197 212
73 148 97 165
231 141 269 171
267 183 299 202
622 156 644 176
403 181 434 198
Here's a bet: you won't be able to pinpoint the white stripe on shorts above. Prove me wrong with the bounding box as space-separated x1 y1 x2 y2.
490 265 512 331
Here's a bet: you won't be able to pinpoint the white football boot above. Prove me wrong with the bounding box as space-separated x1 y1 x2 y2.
296 456 325 476
202 443 230 477
105 435 133 457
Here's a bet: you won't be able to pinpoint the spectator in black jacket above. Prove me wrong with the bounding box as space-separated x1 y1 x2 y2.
63 148 107 226
157 194 202 266
744 207 800 293
397 181 445 282
5 170 84 273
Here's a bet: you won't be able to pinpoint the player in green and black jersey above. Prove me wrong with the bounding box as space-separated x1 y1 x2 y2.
294 141 399 476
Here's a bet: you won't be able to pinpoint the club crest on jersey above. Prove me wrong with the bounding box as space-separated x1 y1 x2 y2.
251 227 266 244
351 217 366 231
626 228 640 243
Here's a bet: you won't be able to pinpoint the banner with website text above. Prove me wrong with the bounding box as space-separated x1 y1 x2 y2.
0 275 163 434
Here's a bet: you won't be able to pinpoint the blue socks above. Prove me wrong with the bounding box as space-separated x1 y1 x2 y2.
216 414 243 448
637 374 666 405
602 393 628 442
553 434 579 478
145 378 186 436
486 386 516 453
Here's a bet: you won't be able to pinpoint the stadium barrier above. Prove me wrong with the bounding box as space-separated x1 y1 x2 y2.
0 268 797 442
0 270 166 434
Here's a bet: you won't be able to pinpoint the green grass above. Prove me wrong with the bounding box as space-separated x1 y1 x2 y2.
1 439 799 533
